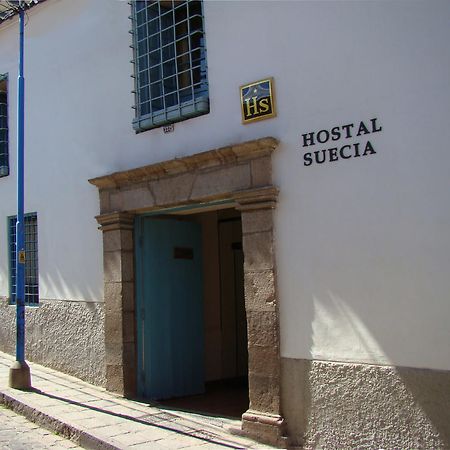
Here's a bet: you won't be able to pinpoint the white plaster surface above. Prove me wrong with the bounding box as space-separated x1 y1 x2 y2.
0 0 448 371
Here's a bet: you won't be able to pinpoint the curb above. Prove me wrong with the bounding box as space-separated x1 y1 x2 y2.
0 390 120 450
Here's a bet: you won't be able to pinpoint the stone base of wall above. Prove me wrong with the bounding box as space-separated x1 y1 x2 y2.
281 357 450 449
0 298 105 387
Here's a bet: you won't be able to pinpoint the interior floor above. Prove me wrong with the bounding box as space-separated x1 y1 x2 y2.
156 377 248 419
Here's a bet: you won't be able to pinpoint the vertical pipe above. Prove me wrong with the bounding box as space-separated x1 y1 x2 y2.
16 7 25 364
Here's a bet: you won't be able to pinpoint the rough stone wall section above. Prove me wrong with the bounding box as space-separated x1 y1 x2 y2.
0 298 106 387
281 357 450 449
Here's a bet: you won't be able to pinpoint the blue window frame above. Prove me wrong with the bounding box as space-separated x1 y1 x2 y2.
8 213 39 306
0 74 8 177
131 1 209 132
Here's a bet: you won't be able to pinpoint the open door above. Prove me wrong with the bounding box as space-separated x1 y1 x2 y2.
135 217 204 399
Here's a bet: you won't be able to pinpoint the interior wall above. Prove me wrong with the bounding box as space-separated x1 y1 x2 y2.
193 209 246 382
197 211 222 381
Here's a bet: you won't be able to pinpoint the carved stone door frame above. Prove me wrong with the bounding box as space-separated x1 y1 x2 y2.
89 137 286 446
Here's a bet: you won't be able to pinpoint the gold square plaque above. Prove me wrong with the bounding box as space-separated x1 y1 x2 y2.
240 77 276 124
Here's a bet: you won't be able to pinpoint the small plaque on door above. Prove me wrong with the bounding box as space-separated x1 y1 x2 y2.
174 247 194 260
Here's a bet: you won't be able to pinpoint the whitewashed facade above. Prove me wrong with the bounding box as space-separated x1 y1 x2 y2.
0 0 449 448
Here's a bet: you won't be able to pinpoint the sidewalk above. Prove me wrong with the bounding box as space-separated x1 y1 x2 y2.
0 352 273 449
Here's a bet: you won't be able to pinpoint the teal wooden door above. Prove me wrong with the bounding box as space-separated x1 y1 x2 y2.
135 218 204 400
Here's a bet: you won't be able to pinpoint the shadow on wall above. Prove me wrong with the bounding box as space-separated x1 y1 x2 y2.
281 292 450 449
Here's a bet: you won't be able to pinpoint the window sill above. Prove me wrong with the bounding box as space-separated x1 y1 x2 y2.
133 97 209 133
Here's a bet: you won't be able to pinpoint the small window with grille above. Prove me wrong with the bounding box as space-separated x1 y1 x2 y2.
131 1 209 132
0 74 8 177
8 213 39 306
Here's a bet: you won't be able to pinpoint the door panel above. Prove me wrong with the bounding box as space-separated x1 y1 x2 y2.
136 218 204 399
219 220 248 379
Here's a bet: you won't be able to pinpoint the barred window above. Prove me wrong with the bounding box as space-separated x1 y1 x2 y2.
9 214 39 306
131 1 209 132
0 74 8 177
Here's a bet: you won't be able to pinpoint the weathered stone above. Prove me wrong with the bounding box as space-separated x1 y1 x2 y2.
248 345 280 376
244 270 276 311
191 164 251 199
121 282 135 313
105 342 124 366
122 311 135 343
105 312 123 344
89 137 279 190
121 185 154 211
106 365 124 395
243 231 274 271
246 310 279 347
99 190 111 213
248 373 281 414
123 342 136 368
104 282 122 313
251 156 272 187
242 412 287 448
241 209 273 234
150 172 194 206
103 229 134 252
103 251 134 283
103 252 120 283
109 190 123 211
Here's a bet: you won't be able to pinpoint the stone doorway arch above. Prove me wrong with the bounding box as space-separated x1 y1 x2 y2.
89 137 285 446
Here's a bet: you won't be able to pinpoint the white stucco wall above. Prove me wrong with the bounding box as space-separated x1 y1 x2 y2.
0 0 449 371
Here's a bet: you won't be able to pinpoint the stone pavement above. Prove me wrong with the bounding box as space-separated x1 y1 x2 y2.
0 352 273 449
0 404 82 449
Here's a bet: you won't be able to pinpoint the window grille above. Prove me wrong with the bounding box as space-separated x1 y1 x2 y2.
0 74 8 177
9 214 39 306
131 1 209 132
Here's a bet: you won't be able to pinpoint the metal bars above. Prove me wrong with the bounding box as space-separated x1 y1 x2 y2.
9 213 39 306
131 1 209 132
0 76 8 177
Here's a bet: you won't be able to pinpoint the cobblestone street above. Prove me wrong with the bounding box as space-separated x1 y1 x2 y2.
0 405 81 449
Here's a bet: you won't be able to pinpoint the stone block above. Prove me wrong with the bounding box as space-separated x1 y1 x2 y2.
105 342 123 366
104 282 121 311
122 311 135 343
104 251 134 283
122 185 154 211
123 342 136 368
103 251 122 283
248 373 281 415
247 310 279 347
122 282 135 313
103 229 134 252
241 209 273 234
251 156 272 187
242 412 287 448
110 190 123 211
248 345 280 377
244 270 276 311
191 164 251 199
150 172 194 206
105 312 123 344
106 365 124 395
243 231 274 271
99 190 111 213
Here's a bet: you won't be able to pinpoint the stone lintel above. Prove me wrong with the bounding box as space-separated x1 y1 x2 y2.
88 137 279 190
96 212 135 231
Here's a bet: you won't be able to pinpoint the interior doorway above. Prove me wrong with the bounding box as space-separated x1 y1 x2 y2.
135 207 249 419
